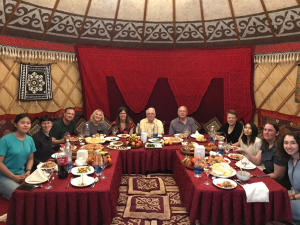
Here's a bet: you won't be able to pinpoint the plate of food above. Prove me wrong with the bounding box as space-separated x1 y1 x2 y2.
163 137 183 144
105 137 120 141
111 141 123 146
117 134 130 138
81 143 104 150
205 155 231 164
190 133 204 138
174 133 188 139
213 178 237 190
145 143 162 148
148 138 164 143
107 145 131 150
228 153 244 161
69 136 78 142
71 166 94 176
93 133 106 138
195 136 207 142
211 163 236 178
85 137 106 144
71 175 95 187
37 161 57 170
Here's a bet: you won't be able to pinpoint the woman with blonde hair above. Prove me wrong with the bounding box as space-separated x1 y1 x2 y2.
84 109 108 135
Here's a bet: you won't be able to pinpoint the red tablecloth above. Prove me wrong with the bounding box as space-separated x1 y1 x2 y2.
173 150 292 225
7 151 122 225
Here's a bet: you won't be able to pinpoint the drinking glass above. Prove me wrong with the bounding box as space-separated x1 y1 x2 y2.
97 127 103 134
78 133 84 145
224 143 231 156
241 155 249 175
204 163 212 185
100 156 108 179
112 126 118 136
183 128 189 142
42 168 54 189
147 126 153 138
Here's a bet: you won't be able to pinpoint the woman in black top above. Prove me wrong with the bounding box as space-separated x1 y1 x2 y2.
32 115 55 170
217 110 243 146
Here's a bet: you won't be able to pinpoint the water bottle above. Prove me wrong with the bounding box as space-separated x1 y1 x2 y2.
194 148 202 178
153 123 158 138
136 123 141 136
83 123 90 137
209 125 216 143
65 139 72 172
218 143 224 156
94 151 103 176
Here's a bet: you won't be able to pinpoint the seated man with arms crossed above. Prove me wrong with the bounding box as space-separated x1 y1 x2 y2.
169 106 196 135
140 107 164 136
51 107 76 150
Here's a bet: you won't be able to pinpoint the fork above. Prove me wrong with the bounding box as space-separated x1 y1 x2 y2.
65 177 73 189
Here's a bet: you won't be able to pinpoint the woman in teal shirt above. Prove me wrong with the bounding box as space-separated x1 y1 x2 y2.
0 114 36 200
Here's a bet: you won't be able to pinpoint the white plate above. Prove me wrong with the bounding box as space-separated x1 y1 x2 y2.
213 178 237 190
117 134 130 138
190 133 204 138
145 143 162 148
205 156 231 164
148 138 164 143
105 137 120 141
107 145 131 150
71 176 95 187
92 134 106 138
71 166 94 176
163 137 183 144
111 141 123 146
69 137 79 142
51 153 58 159
228 153 244 161
235 161 256 170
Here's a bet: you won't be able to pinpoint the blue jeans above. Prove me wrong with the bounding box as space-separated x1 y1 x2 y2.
0 173 24 200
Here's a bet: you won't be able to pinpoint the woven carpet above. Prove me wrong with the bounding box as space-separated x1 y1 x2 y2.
111 173 200 225
0 197 9 224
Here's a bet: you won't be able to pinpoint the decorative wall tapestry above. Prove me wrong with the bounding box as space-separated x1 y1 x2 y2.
75 45 255 123
19 63 52 101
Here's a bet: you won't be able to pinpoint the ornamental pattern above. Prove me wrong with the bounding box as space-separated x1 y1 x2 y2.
0 0 299 47
136 178 158 191
135 197 161 211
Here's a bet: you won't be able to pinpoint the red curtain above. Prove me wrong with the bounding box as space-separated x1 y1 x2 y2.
75 45 255 122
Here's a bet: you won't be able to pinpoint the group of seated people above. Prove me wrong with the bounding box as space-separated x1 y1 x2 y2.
0 107 299 220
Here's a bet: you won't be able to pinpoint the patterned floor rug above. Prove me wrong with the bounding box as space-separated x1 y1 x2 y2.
111 173 197 225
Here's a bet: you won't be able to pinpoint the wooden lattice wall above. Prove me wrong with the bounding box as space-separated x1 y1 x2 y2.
254 61 300 125
0 56 82 115
0 54 299 124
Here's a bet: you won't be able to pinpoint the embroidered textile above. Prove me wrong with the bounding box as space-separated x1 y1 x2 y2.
19 63 52 101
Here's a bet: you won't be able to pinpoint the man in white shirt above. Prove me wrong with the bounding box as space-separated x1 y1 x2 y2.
140 107 164 135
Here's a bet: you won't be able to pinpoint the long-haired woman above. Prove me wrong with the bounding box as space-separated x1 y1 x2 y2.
111 107 134 135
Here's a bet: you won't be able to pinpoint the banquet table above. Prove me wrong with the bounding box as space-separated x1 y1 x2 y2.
173 150 293 225
7 151 122 225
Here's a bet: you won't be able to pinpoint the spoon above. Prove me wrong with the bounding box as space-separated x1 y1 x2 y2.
65 177 74 189
91 177 99 188
250 175 269 178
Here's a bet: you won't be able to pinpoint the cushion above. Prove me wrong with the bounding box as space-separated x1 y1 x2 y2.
203 116 222 134
190 116 202 131
123 195 170 220
27 118 40 136
128 177 166 195
74 117 87 135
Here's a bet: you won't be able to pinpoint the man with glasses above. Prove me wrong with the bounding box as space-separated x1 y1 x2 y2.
140 107 164 136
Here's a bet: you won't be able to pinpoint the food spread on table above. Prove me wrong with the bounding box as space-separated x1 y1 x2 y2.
85 137 105 144
124 134 142 147
206 155 230 164
107 145 130 150
205 143 218 154
93 133 105 138
69 137 78 142
111 141 123 146
196 136 207 142
77 166 92 173
228 153 244 160
81 143 104 150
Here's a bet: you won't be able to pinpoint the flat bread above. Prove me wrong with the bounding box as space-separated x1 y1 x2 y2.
212 163 234 177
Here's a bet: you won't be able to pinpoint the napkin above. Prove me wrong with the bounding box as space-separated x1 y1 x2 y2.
78 174 88 186
243 182 269 203
0 213 7 222
236 160 256 169
25 169 48 183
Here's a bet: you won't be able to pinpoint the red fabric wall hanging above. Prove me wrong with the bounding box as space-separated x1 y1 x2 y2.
75 45 255 123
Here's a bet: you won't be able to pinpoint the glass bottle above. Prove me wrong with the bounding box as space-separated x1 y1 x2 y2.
65 139 72 172
136 123 141 136
209 125 216 143
83 123 90 137
153 123 158 138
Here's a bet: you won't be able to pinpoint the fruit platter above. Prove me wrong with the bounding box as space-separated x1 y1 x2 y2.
182 156 206 170
87 151 112 167
180 142 197 155
204 143 218 155
123 134 143 148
